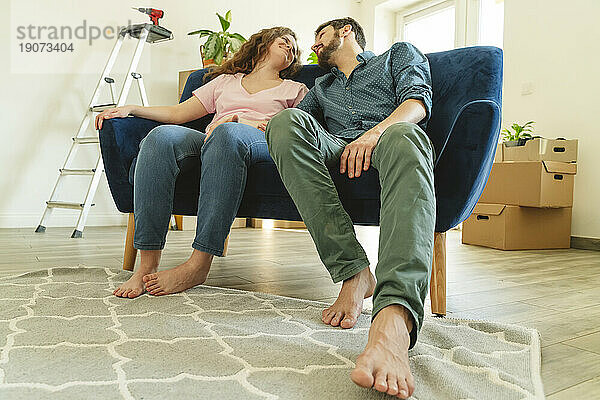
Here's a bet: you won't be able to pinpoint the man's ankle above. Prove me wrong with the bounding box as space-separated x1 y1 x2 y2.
378 304 414 333
345 266 370 282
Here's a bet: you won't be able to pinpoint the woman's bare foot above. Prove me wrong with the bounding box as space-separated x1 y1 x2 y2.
322 266 376 329
143 250 213 296
113 249 160 299
113 267 157 299
350 305 415 399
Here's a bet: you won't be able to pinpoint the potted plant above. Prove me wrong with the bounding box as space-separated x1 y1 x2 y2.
501 121 535 147
188 10 246 67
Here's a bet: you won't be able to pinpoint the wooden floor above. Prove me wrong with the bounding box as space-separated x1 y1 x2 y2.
1 225 599 398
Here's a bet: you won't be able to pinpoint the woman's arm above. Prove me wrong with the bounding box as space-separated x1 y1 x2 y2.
95 96 208 130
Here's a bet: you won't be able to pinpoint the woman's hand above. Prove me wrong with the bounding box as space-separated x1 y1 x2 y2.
95 105 135 130
237 117 270 132
256 121 268 132
206 114 240 135
207 115 270 135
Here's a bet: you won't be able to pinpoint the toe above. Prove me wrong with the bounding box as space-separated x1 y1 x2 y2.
145 282 159 291
386 375 399 396
331 311 343 326
340 312 359 329
142 273 156 283
322 310 335 324
406 374 415 396
399 376 413 399
114 288 124 297
154 290 167 296
122 289 132 297
350 366 374 388
128 289 140 298
373 371 388 393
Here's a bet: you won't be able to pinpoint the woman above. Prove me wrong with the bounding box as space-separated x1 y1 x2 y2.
95 27 308 299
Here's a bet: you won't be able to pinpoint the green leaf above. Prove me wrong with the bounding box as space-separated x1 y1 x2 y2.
229 32 246 42
217 13 230 32
307 51 319 64
188 29 213 36
502 120 536 142
214 46 224 65
204 33 220 59
226 36 244 53
225 10 232 22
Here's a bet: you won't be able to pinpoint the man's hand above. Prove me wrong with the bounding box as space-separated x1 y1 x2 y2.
340 128 382 178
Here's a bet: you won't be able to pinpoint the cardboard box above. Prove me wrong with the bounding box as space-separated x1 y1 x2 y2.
462 204 572 250
494 142 503 162
503 138 578 163
479 161 577 207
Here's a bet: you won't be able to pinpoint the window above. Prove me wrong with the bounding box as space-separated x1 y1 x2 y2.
403 2 456 54
478 0 504 48
390 0 504 53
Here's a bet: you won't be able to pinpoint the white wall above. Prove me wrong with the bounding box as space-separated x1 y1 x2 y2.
1 0 358 229
503 0 600 239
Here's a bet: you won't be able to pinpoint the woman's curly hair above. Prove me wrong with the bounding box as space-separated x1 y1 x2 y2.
204 26 302 81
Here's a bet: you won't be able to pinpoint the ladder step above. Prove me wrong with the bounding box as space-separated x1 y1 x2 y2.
73 137 100 144
60 168 96 176
46 201 96 210
90 103 117 112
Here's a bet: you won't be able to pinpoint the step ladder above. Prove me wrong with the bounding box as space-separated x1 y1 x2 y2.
36 23 173 238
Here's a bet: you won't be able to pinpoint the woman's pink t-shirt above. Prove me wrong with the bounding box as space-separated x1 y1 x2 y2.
192 72 309 133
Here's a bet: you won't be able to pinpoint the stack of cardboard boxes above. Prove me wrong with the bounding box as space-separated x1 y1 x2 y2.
462 138 578 250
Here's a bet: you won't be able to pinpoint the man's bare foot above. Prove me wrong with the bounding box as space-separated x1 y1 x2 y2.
142 256 211 296
322 266 376 329
113 267 157 299
351 305 415 399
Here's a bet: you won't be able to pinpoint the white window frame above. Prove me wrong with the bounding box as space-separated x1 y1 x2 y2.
394 0 487 50
476 0 504 48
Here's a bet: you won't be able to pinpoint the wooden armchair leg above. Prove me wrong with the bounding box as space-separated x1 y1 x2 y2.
430 231 447 316
123 213 137 271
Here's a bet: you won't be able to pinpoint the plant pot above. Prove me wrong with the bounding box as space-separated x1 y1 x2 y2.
504 138 530 147
199 45 214 68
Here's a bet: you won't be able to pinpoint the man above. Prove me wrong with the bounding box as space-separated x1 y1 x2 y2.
265 17 435 399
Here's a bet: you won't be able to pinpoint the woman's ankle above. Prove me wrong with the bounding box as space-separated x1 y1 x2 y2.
138 249 161 273
135 263 158 275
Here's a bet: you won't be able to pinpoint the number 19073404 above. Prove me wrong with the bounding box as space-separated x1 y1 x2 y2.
19 42 74 52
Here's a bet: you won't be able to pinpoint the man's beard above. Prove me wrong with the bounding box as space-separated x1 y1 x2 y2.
317 34 341 70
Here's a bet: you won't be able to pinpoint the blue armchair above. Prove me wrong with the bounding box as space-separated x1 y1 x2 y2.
99 46 503 316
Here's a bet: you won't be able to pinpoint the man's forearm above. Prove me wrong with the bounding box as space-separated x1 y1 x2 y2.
372 99 427 135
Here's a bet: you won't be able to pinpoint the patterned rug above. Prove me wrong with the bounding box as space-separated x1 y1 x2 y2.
0 266 544 399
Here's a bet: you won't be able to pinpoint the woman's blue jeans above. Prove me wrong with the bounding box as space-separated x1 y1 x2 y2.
132 122 270 256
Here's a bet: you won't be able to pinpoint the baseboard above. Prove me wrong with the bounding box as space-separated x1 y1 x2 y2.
0 212 128 229
571 236 600 251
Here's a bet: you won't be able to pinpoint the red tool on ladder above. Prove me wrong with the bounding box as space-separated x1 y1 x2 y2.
131 7 165 25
